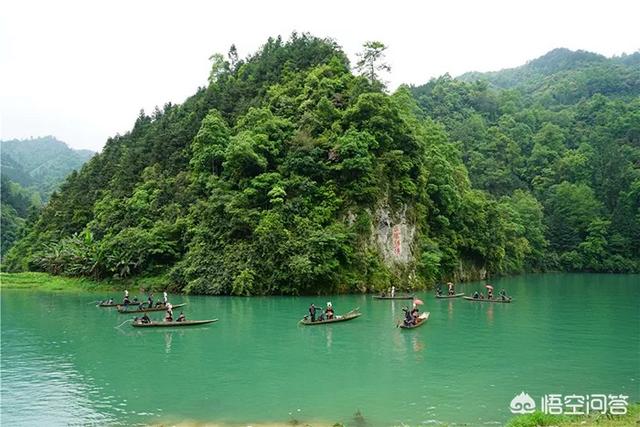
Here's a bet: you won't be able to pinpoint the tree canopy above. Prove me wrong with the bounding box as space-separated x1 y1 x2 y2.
3 37 638 292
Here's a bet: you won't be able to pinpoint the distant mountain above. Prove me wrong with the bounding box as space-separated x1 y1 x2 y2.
1 136 94 197
1 136 94 257
457 48 640 103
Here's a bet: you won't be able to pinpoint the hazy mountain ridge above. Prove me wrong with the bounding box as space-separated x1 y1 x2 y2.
457 48 640 101
1 136 94 256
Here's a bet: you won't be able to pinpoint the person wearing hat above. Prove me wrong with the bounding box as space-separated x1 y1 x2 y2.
325 302 334 320
447 282 455 295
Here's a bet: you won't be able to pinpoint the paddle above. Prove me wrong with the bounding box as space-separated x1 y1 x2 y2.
114 319 134 329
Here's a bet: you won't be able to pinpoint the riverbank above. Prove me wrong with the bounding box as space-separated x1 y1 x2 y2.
0 272 167 292
153 403 640 426
507 403 639 427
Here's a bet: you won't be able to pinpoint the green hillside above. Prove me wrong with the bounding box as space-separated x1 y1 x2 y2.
4 37 638 291
1 136 94 256
411 48 640 272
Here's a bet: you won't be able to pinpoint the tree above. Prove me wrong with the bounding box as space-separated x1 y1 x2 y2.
355 41 391 88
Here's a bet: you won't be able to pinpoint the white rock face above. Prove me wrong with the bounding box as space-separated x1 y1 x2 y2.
373 204 415 265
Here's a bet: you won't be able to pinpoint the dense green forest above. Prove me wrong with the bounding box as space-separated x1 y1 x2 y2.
3 36 638 294
1 137 94 256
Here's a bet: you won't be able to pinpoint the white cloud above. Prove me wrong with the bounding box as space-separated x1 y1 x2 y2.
1 0 638 151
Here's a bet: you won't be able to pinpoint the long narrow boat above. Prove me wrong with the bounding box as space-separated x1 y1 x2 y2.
463 296 512 303
435 292 465 299
399 312 430 329
373 294 414 300
132 319 218 328
117 303 186 313
98 301 141 307
299 308 361 325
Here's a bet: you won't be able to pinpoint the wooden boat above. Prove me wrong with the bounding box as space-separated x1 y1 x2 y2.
132 319 218 328
117 303 186 313
373 294 414 300
463 296 512 303
435 292 465 299
399 312 430 329
98 301 140 307
299 308 361 325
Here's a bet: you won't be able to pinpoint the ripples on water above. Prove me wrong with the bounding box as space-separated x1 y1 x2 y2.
1 273 638 426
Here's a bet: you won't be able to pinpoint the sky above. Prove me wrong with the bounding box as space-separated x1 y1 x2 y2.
1 0 638 152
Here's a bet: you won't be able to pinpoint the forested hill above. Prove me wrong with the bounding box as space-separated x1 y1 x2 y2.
410 48 639 274
458 48 640 98
4 37 638 294
1 136 95 198
1 137 94 256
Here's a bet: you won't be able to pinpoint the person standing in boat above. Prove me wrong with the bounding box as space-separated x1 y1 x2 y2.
309 303 317 322
325 302 334 320
447 282 455 296
123 290 131 306
147 293 153 309
163 291 168 305
391 286 396 298
164 303 173 322
436 285 443 296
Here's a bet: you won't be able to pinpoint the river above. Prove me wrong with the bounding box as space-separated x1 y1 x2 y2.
1 273 638 426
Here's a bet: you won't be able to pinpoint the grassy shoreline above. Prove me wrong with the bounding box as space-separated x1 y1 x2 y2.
0 272 168 293
506 403 639 427
152 404 640 427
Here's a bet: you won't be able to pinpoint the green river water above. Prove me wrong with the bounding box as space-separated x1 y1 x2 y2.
1 273 639 426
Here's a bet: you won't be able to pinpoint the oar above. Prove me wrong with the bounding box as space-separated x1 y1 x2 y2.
114 319 134 329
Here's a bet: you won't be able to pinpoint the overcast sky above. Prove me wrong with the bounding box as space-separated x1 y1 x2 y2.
1 0 638 152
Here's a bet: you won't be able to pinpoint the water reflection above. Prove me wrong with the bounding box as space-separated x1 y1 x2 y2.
486 304 494 326
325 327 332 350
411 334 426 353
164 332 173 353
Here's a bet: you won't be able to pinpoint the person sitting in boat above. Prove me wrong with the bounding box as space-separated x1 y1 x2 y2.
325 302 334 320
473 291 479 299
479 292 485 299
487 288 494 299
499 289 508 301
176 312 186 322
410 304 420 325
447 282 455 295
402 307 413 326
107 298 114 304
141 313 151 324
309 303 317 322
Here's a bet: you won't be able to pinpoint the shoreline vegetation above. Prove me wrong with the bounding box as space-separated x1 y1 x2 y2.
148 404 640 427
0 272 167 293
3 35 638 297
